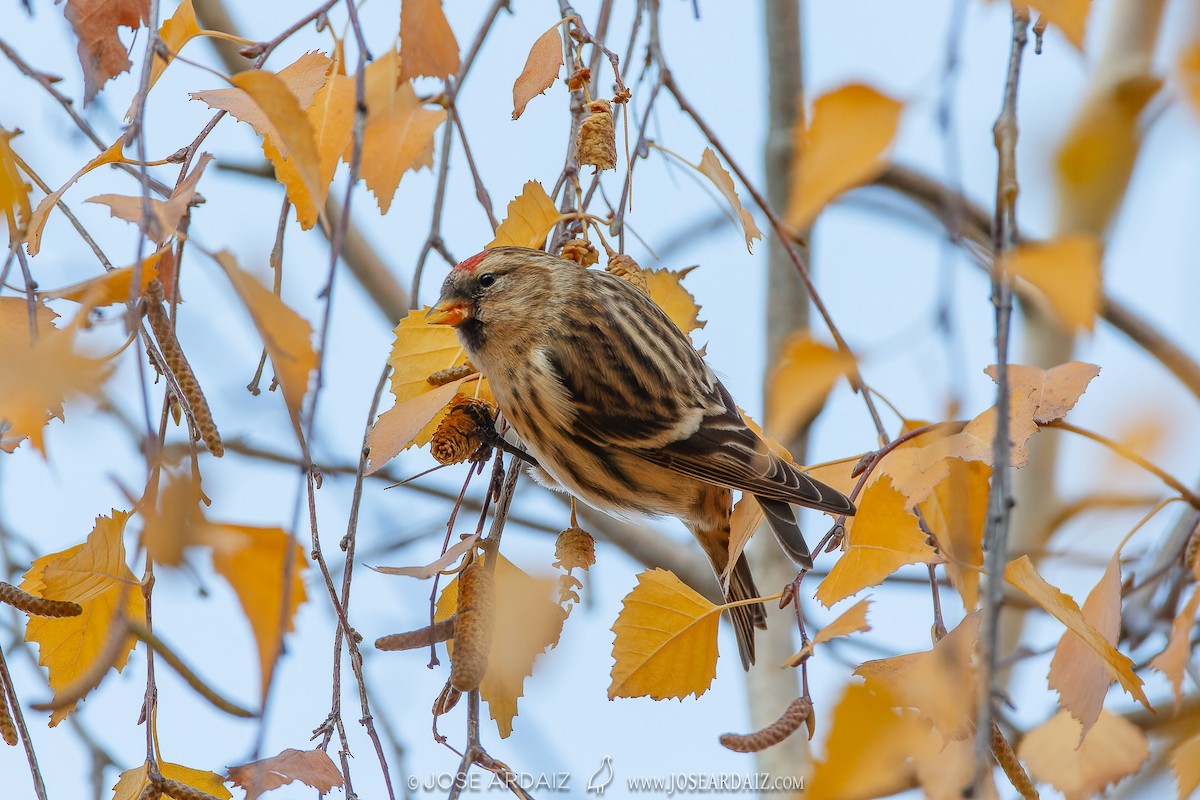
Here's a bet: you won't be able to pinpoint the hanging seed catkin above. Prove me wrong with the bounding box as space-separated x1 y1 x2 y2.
449 561 495 692
431 396 496 465
0 688 16 746
576 99 616 171
427 364 478 386
0 582 82 617
560 238 599 267
719 697 812 753
144 281 223 457
605 253 648 293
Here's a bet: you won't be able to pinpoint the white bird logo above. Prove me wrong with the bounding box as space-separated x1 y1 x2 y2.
586 755 614 796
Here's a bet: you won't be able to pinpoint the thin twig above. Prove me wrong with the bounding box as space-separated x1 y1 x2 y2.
0 647 47 800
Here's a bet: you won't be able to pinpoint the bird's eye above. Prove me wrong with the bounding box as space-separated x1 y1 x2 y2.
478 273 497 288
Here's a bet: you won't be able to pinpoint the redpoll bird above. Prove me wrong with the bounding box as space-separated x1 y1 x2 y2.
428 246 855 668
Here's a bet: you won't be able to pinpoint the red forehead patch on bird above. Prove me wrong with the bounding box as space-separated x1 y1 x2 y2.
453 251 489 273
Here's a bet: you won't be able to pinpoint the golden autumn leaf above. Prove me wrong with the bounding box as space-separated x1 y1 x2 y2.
0 128 32 244
855 612 979 739
1018 711 1149 800
801 455 860 498
1055 75 1160 233
609 568 721 700
918 458 989 610
806 683 915 800
213 251 316 439
1179 42 1200 117
786 84 903 230
1171 730 1200 800
367 377 470 472
127 0 201 117
354 47 447 214
26 137 126 256
1018 0 1091 50
1005 555 1150 709
911 730 998 800
39 248 165 307
112 760 232 800
227 748 345 800
191 51 332 132
695 148 762 252
283 69 355 228
435 554 563 738
64 0 149 101
1149 586 1200 705
88 152 211 244
984 361 1100 424
1049 555 1122 738
1003 236 1102 331
210 524 307 697
21 510 145 726
139 471 245 567
0 298 113 454
766 333 854 443
512 22 563 120
816 478 938 607
722 494 762 589
786 597 871 666
488 180 560 249
399 0 461 81
643 267 705 337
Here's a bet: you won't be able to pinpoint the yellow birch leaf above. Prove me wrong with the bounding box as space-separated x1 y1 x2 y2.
786 84 903 230
816 478 938 607
1003 236 1102 331
609 568 721 700
801 455 860 498
1048 555 1122 738
1018 0 1091 50
695 148 762 252
1019 711 1149 800
210 524 306 697
227 748 345 798
353 47 446 214
0 128 32 245
214 251 316 439
26 137 126 256
918 458 989 610
1055 75 1160 233
366 377 468 474
126 0 201 118
787 597 872 666
275 70 355 228
399 0 461 81
1149 586 1200 705
912 728 998 800
1171 730 1200 800
722 494 762 589
1005 555 1150 709
435 554 563 737
88 152 211 244
40 248 164 306
230 70 323 209
766 334 854 443
21 510 145 726
112 760 232 800
643 267 705 337
488 181 559 249
806 683 915 800
65 0 149 101
855 612 979 739
190 52 332 137
0 298 113 454
512 22 563 120
984 361 1100 423
1179 42 1200 117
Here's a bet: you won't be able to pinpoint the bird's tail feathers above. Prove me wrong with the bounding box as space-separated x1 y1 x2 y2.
758 496 814 569
726 553 767 670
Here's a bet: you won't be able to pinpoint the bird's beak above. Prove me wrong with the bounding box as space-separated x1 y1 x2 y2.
426 299 471 326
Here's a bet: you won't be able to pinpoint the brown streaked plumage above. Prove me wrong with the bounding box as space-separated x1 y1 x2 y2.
429 246 855 669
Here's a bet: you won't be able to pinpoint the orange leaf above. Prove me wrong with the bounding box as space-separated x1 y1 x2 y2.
1149 586 1200 706
1171 730 1200 800
512 22 563 120
399 0 461 81
366 377 469 473
766 334 854 443
785 84 903 229
643 267 705 337
816 478 938 607
282 70 355 228
210 524 307 697
984 361 1100 423
126 0 201 118
0 128 32 245
227 748 345 800
488 180 560 249
1048 555 1122 737
435 554 563 737
65 0 149 101
1179 42 1200 117
918 458 989 610
214 251 316 441
1019 0 1091 50
1005 555 1150 709
609 569 721 700
112 760 231 800
806 683 915 800
786 597 872 666
88 152 211 244
855 612 980 739
1003 237 1102 331
21 510 145 725
722 494 762 590
26 137 126 256
695 148 762 252
1018 711 1149 800
40 248 165 307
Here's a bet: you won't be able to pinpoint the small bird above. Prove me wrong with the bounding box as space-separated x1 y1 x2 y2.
428 246 854 668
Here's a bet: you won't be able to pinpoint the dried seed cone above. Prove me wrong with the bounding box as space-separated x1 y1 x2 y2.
719 697 812 753
427 364 478 386
605 253 648 293
554 527 596 572
450 561 495 692
576 99 616 171
0 581 82 617
430 396 496 465
560 238 599 268
0 688 16 746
